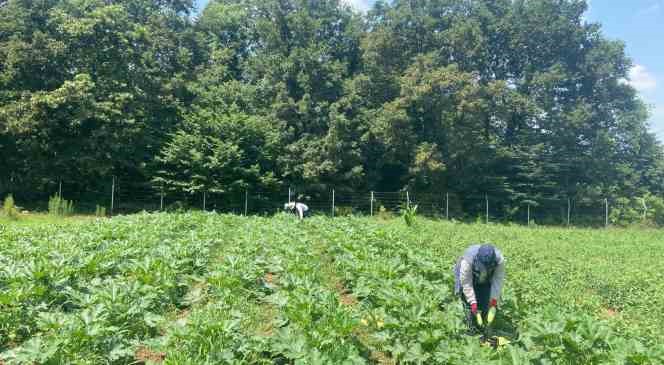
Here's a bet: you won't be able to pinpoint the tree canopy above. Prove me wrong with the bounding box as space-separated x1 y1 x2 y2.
1 0 662 208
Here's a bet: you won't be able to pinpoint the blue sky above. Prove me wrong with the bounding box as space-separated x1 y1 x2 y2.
195 0 664 140
584 1 664 140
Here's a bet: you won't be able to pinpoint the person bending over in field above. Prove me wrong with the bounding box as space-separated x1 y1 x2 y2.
453 243 506 333
284 201 309 219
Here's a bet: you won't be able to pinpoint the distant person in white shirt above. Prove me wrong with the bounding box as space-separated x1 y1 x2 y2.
284 202 309 219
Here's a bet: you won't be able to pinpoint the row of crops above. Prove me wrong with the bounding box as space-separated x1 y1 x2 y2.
1 213 663 363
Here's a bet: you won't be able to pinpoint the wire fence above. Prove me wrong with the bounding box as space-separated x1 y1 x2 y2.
0 177 624 228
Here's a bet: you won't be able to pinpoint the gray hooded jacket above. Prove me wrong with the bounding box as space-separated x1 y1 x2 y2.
453 244 506 305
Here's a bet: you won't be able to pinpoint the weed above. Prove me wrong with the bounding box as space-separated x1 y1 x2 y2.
2 194 20 220
48 195 75 216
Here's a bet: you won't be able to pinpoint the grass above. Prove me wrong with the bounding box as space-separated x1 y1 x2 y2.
1 213 662 364
0 212 94 226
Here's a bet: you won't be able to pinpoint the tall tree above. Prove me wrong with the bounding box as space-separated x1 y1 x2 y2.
1 0 662 214
0 0 195 196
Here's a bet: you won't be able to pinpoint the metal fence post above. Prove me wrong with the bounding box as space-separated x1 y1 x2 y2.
605 198 609 227
446 192 449 220
160 187 164 211
245 190 248 216
527 203 530 226
331 189 335 217
288 188 292 204
567 198 571 226
203 191 206 211
406 191 410 209
110 176 115 215
59 180 62 198
370 191 374 216
485 194 489 224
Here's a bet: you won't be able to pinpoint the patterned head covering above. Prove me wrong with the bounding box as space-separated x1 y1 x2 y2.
477 244 497 267
472 244 497 283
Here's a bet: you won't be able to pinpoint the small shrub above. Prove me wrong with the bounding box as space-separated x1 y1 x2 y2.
401 204 418 227
49 195 75 216
95 205 107 217
3 195 20 220
334 206 354 217
377 205 394 220
166 201 186 212
610 194 664 227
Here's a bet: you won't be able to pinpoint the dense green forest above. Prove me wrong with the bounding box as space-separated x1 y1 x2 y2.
1 0 663 208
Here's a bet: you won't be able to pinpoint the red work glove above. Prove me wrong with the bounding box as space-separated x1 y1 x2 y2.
490 298 498 308
470 303 478 314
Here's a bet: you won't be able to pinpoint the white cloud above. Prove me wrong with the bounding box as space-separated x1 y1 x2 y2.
645 2 662 13
636 1 663 16
342 0 372 12
628 64 657 93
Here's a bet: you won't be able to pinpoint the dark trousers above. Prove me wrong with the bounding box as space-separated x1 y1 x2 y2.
289 208 310 218
460 281 491 331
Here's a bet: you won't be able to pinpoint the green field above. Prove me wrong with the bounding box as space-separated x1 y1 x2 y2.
1 213 663 364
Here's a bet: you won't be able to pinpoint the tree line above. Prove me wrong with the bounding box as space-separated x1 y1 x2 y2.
1 0 663 212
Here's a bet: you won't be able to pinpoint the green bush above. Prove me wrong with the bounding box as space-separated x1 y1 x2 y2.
377 205 394 220
48 195 75 216
610 194 664 227
166 200 187 212
401 204 418 227
95 205 107 217
2 195 20 220
334 206 354 217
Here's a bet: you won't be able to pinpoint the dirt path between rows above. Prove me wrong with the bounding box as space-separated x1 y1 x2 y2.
315 243 396 365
